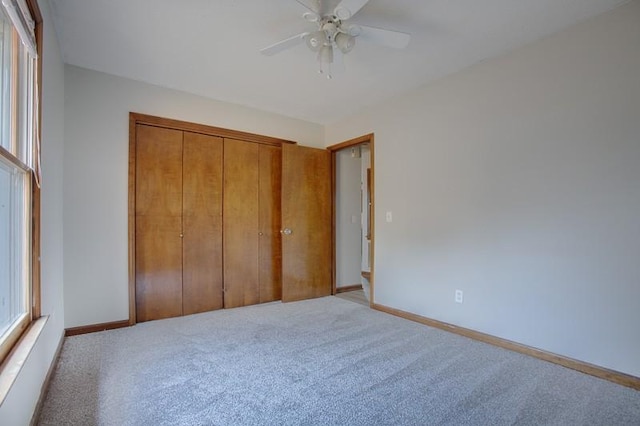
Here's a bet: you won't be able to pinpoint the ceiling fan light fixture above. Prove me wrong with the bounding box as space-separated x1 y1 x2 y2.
318 44 334 64
317 44 334 79
305 30 326 52
335 32 355 54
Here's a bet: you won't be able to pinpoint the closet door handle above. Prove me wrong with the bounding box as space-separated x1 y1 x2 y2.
180 234 184 238
281 228 292 235
258 232 264 236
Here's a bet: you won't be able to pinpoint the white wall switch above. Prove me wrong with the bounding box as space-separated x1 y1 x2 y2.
386 211 393 222
455 290 464 304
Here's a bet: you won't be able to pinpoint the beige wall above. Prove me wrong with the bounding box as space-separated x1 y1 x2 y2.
63 66 324 327
0 1 66 424
326 1 640 377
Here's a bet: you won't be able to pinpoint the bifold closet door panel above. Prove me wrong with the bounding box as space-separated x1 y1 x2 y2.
135 125 183 322
259 145 282 303
223 138 260 308
182 132 224 315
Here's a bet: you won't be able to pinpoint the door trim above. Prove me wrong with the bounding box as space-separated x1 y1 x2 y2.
327 134 375 306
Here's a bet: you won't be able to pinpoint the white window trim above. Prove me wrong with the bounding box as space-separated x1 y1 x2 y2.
1 0 36 57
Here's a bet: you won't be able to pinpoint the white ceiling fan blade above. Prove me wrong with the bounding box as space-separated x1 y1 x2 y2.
358 25 411 49
260 32 309 56
334 0 370 20
295 0 321 14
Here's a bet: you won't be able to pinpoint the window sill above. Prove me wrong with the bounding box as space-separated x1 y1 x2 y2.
0 316 48 405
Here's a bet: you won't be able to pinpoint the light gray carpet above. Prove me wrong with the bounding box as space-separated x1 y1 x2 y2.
39 297 640 425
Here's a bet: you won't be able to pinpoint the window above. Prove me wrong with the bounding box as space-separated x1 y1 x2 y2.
0 156 29 348
0 0 39 365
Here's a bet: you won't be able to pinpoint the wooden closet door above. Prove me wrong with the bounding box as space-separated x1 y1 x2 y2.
223 139 260 308
182 132 223 315
258 145 282 303
135 125 183 322
281 144 332 302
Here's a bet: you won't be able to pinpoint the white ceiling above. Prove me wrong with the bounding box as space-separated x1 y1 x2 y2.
48 0 629 125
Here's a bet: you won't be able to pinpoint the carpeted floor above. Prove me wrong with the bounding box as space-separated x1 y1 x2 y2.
39 296 640 425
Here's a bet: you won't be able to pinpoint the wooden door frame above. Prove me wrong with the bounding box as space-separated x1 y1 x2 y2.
327 134 375 306
128 112 295 325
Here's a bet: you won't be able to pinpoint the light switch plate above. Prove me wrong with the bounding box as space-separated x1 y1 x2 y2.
386 211 393 222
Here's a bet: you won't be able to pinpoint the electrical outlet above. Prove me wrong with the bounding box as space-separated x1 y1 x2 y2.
455 290 464 304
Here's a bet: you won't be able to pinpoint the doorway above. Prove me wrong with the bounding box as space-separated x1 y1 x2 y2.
328 134 374 306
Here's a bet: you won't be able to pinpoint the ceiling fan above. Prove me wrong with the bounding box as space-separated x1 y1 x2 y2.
260 0 411 79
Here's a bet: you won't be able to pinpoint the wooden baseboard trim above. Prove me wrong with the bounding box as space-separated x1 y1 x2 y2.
372 303 640 390
65 320 130 337
30 329 64 426
336 284 363 294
